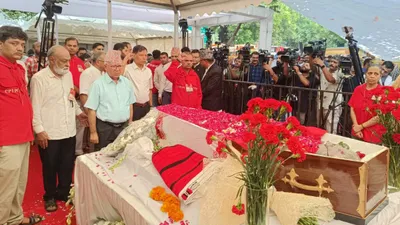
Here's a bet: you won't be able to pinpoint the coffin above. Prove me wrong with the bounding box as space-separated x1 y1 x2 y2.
274 134 389 225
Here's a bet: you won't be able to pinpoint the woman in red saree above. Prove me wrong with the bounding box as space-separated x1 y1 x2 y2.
348 66 386 143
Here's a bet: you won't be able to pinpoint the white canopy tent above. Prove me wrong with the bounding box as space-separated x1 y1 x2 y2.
0 0 273 50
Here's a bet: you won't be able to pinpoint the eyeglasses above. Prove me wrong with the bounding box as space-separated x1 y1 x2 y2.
109 65 122 70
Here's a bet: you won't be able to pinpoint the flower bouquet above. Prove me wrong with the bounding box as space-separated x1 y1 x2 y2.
207 98 322 225
367 86 400 189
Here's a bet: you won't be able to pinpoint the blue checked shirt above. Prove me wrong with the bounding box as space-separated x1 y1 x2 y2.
249 64 273 84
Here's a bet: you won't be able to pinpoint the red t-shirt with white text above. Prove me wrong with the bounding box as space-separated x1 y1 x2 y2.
0 56 34 146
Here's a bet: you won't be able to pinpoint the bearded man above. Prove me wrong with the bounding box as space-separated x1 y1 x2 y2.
30 45 88 212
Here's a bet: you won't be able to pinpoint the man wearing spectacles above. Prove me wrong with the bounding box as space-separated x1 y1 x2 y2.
380 61 397 86
85 50 135 151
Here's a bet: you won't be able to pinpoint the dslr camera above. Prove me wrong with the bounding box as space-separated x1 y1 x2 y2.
281 48 299 65
304 40 327 58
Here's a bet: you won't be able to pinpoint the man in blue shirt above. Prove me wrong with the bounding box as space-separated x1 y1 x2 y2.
248 52 273 84
85 50 136 150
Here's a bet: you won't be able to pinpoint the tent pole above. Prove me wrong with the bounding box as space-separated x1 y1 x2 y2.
173 11 179 47
107 0 113 50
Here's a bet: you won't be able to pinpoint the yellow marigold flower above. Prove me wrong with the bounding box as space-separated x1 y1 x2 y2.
149 186 165 201
169 210 184 222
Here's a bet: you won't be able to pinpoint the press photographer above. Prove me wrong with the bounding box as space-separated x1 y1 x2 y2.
292 61 320 124
314 55 344 134
269 50 291 100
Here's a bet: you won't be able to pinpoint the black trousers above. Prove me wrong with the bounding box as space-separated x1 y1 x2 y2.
95 119 126 151
133 102 150 121
38 136 76 201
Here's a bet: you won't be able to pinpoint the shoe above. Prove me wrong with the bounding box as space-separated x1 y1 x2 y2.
44 199 57 212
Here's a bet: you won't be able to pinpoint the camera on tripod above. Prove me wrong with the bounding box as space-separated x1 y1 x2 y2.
281 48 299 65
238 43 251 64
259 49 272 64
43 0 63 19
213 42 229 69
338 55 353 74
303 40 327 59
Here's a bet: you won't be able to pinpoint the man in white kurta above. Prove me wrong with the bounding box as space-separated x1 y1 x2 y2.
30 45 87 212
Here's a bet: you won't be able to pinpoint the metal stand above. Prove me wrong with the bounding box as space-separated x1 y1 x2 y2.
34 2 57 71
179 19 189 48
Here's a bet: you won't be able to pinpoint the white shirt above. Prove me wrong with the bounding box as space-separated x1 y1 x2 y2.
319 68 343 109
380 75 393 86
79 66 103 95
157 62 173 97
124 62 153 104
30 67 82 140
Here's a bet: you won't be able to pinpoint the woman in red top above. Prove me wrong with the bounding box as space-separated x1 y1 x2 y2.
349 66 385 143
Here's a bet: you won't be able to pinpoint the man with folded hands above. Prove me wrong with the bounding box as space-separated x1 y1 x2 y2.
85 50 135 151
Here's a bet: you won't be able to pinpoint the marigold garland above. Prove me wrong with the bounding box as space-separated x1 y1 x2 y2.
150 186 184 222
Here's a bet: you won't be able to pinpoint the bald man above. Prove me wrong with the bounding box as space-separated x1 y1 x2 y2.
30 45 88 212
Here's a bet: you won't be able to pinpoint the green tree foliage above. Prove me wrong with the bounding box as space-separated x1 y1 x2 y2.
1 9 37 21
213 0 346 48
1 0 68 21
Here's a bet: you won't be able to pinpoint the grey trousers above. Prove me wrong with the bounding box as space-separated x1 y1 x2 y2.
95 119 126 151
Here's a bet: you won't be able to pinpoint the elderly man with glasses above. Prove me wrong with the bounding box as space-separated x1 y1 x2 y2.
85 50 136 151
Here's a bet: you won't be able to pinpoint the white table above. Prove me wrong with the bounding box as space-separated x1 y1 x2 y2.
75 153 400 225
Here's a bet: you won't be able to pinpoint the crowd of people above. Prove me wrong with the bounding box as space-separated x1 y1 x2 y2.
226 50 400 136
0 25 224 224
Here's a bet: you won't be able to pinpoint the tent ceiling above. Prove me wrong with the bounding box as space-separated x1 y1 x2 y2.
115 0 272 18
0 0 175 23
282 0 400 60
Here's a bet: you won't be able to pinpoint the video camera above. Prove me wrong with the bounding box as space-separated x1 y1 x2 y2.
42 0 63 19
238 43 251 64
338 55 353 74
281 48 299 65
259 49 272 64
303 40 327 59
213 42 230 69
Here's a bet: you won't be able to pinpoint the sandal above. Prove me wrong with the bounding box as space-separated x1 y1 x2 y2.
44 199 58 212
20 214 45 225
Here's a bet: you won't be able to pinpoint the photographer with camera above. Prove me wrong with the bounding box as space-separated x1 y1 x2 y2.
270 51 290 100
292 62 320 124
227 57 242 80
314 55 344 134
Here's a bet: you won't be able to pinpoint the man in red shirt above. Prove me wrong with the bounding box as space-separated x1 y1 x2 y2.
64 37 85 94
164 47 202 109
147 50 162 107
64 37 86 156
0 26 43 225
